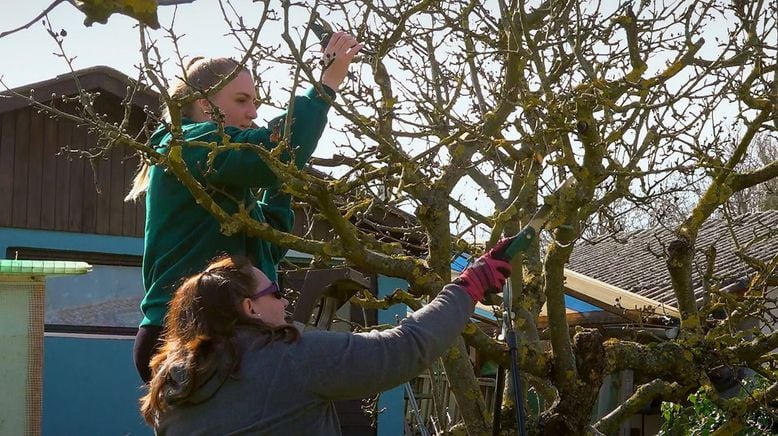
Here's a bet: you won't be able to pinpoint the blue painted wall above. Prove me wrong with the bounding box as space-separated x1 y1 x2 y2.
43 335 151 435
375 275 408 436
1 227 148 434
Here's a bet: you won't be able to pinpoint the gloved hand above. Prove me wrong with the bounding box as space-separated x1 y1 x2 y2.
454 238 512 303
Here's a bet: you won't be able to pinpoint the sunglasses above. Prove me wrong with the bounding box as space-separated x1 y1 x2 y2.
250 282 284 300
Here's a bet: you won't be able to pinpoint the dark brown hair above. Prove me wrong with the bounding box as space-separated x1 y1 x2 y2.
139 254 298 425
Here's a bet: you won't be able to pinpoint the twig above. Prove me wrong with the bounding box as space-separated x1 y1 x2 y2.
0 0 67 39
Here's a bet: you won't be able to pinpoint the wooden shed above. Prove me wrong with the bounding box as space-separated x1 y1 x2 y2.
0 66 154 238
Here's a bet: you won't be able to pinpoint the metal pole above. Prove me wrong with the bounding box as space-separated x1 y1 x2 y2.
405 382 430 436
492 365 505 436
503 282 527 436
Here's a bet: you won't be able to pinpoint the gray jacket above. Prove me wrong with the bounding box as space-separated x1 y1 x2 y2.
155 285 475 435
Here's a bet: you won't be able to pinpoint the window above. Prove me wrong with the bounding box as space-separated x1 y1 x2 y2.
8 247 142 333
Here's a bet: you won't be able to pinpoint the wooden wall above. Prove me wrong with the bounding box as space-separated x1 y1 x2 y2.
0 95 147 237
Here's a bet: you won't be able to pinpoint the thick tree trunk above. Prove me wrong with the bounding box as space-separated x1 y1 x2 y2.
666 235 703 333
536 220 606 434
539 329 605 434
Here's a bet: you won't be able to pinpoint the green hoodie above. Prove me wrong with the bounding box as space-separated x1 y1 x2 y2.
140 86 333 327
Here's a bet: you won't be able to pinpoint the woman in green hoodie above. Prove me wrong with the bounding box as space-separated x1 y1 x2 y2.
128 32 363 382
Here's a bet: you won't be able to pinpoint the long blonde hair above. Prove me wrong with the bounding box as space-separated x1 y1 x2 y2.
125 57 249 202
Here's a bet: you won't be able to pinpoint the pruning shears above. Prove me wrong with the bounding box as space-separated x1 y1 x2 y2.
309 13 375 56
309 15 334 48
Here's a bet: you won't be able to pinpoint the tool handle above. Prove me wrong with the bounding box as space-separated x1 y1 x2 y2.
491 202 553 261
492 226 538 261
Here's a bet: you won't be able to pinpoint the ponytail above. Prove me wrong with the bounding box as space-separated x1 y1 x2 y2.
125 160 150 202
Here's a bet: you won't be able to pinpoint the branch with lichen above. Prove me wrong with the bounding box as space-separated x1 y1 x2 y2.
603 339 697 383
460 321 550 377
594 379 688 435
668 108 773 334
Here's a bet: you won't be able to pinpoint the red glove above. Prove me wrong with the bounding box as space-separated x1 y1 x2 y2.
454 238 512 303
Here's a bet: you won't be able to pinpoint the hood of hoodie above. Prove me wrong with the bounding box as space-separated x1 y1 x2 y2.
162 329 270 406
163 344 234 406
149 124 172 148
164 363 231 406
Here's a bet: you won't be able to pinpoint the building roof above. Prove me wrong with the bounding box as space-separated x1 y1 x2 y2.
0 66 159 114
568 210 778 309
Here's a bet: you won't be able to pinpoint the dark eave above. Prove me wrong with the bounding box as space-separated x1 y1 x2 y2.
0 65 159 114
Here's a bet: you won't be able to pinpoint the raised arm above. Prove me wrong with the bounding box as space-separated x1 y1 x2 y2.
202 86 333 188
301 285 476 400
204 32 362 188
300 241 512 400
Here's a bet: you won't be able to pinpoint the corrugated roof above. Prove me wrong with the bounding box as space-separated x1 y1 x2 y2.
569 210 778 308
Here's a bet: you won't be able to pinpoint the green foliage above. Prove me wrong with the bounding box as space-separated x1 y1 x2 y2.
658 377 776 435
659 391 724 435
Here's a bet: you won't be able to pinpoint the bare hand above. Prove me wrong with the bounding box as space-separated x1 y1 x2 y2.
320 32 363 92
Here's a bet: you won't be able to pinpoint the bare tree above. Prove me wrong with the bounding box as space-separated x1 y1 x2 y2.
3 0 777 434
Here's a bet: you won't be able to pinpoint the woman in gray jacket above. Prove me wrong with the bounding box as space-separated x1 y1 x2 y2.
140 242 511 435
